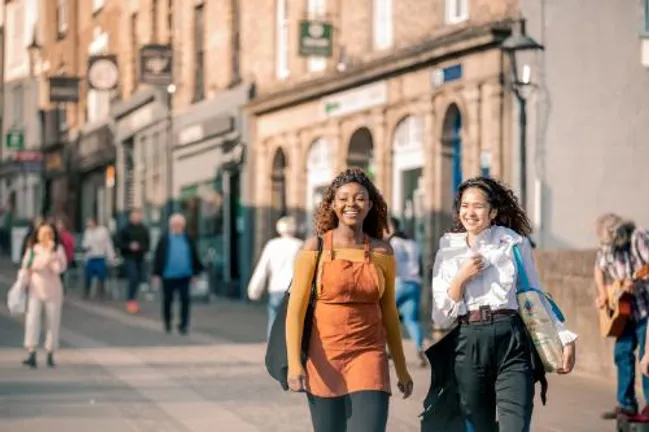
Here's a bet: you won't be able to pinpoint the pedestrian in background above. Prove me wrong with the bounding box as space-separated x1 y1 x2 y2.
56 218 75 268
386 217 426 367
247 215 303 338
285 168 413 432
152 213 203 335
118 209 150 314
21 222 67 369
82 217 116 300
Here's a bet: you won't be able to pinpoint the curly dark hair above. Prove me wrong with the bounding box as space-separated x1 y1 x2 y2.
452 176 532 236
26 222 61 249
313 168 389 239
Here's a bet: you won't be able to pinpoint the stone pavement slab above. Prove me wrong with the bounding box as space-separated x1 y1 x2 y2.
0 269 617 431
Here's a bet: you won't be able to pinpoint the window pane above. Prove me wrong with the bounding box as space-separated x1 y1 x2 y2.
373 0 392 50
276 0 288 78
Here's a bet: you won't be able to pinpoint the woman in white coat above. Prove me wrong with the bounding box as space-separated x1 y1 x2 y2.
21 221 67 369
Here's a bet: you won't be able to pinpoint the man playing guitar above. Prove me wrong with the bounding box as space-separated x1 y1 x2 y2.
595 213 649 420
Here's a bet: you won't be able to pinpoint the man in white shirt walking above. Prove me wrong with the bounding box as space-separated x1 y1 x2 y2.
247 216 303 338
82 217 116 300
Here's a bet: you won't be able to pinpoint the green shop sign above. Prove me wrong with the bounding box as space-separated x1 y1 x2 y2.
5 130 24 150
299 20 333 57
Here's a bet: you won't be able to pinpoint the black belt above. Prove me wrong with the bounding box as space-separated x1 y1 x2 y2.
458 306 518 324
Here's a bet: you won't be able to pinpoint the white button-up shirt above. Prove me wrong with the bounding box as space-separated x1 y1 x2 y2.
431 225 577 346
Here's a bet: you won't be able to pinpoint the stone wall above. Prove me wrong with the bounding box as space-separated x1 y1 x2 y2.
535 249 619 379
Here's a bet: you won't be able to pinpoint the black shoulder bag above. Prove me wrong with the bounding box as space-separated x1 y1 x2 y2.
264 236 323 390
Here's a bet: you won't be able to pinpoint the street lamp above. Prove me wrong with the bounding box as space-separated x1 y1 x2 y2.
165 83 176 220
501 18 544 210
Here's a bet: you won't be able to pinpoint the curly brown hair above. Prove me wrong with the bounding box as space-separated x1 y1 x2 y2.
313 168 389 239
451 176 532 236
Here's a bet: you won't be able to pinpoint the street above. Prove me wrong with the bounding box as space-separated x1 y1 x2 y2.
0 271 615 432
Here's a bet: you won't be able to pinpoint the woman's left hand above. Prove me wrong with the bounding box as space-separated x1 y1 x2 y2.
557 341 576 374
397 373 414 399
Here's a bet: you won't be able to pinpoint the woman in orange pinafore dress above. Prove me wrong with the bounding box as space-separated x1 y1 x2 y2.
286 168 413 432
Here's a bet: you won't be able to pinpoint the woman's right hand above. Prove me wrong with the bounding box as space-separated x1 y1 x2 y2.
458 255 485 282
287 369 307 392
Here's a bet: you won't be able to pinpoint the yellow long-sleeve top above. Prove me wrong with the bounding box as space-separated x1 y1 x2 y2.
285 248 410 382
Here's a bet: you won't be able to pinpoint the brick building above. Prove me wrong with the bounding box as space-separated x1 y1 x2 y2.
111 0 253 294
243 0 519 269
34 0 125 231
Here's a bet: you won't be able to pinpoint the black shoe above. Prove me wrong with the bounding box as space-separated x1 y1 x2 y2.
164 323 171 334
47 352 56 368
177 325 188 335
22 352 37 369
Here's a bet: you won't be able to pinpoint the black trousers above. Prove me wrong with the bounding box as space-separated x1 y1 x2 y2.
455 314 534 432
307 390 389 432
162 277 191 331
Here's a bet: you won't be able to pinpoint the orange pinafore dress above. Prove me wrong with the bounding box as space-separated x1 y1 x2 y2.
305 230 391 397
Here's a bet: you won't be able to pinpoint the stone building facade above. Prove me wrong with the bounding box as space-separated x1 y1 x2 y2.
243 0 518 270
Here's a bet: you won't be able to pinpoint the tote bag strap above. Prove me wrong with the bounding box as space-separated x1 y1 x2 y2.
512 244 531 294
513 244 566 323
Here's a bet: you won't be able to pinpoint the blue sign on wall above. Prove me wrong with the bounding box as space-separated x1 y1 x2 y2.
443 64 463 83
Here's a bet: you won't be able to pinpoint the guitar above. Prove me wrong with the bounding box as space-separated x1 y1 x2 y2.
600 264 649 338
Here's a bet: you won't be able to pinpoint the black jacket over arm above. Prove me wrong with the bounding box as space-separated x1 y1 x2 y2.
152 233 204 278
419 327 548 431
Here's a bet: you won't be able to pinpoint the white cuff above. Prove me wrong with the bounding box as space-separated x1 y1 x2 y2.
557 327 578 346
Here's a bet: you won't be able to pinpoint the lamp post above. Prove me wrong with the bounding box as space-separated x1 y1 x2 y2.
165 83 176 221
501 18 544 210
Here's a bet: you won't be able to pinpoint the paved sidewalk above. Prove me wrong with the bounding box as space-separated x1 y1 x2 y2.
0 266 617 431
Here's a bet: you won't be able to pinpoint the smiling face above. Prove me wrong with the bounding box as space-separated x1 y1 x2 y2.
458 187 497 235
37 224 55 244
332 182 372 229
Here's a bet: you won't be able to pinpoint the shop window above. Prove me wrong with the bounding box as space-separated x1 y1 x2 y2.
445 0 468 24
373 0 392 50
276 0 289 79
180 179 224 260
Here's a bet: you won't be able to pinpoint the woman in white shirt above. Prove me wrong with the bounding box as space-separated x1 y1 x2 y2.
431 177 577 431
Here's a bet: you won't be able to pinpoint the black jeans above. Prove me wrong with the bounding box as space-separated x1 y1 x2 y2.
162 277 191 332
126 258 146 301
455 314 534 432
307 390 389 432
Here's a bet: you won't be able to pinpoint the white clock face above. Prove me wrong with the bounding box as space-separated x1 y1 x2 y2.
88 59 119 90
